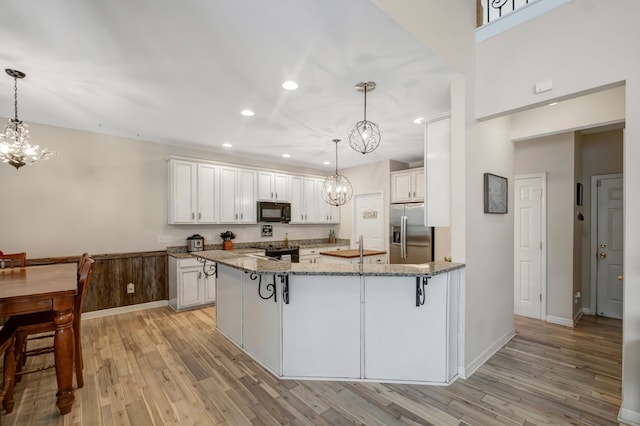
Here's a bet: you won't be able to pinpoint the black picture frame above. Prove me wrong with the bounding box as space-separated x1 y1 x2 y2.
484 173 508 214
576 182 583 206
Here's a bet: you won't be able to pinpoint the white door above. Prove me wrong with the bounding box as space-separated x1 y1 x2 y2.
353 192 384 250
595 176 623 319
514 174 546 320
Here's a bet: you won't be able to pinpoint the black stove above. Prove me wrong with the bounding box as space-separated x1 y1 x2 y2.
263 245 300 263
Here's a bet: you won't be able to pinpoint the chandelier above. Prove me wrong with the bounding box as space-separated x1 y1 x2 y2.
348 81 380 154
321 139 353 206
0 69 55 170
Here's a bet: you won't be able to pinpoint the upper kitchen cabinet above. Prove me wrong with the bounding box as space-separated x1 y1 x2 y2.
390 168 424 203
219 167 257 224
314 179 339 224
289 176 315 224
257 172 289 202
168 159 218 224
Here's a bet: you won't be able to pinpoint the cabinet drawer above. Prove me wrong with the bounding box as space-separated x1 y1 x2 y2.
177 257 201 268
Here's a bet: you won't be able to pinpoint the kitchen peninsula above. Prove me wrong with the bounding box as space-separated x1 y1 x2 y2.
195 249 464 385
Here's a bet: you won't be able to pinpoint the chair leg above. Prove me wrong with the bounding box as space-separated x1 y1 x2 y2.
3 336 16 414
74 324 83 388
13 334 26 384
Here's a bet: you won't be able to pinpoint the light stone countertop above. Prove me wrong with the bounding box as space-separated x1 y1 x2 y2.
193 249 464 277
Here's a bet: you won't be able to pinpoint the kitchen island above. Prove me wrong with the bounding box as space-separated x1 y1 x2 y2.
195 249 465 385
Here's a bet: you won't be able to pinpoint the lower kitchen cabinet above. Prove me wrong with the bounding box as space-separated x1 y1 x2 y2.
168 257 216 311
216 264 242 345
300 246 349 264
320 253 386 264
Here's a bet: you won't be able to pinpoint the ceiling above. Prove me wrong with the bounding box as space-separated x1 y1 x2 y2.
0 0 459 171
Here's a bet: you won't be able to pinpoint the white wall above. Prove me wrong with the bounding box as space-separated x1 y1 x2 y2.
477 1 640 418
514 133 575 322
0 122 338 258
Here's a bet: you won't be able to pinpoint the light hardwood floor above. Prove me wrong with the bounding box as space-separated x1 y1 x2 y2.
1 307 623 425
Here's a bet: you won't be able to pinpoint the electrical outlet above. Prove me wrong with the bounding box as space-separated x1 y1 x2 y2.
127 283 135 294
157 234 172 243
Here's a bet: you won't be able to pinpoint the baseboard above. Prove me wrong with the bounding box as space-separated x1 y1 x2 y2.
82 300 169 320
545 315 574 327
582 307 593 315
459 327 515 379
619 407 640 426
573 310 583 326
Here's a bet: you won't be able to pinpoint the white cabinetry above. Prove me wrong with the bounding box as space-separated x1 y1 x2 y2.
320 254 386 264
300 246 349 264
390 168 424 203
257 172 289 202
219 167 257 223
314 179 339 223
168 159 218 224
168 257 216 311
290 176 339 224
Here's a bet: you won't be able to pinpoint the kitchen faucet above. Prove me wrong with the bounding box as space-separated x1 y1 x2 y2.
359 235 364 264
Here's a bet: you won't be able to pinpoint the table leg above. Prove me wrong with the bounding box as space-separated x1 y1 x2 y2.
53 299 75 415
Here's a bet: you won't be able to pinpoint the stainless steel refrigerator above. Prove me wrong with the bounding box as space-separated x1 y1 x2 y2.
389 203 434 264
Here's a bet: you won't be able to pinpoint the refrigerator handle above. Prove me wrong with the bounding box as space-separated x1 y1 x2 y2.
401 215 407 258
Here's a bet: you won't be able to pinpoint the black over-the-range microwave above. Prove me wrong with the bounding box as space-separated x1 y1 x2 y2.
257 201 291 223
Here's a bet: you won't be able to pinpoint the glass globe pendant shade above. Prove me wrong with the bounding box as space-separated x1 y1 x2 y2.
321 138 353 206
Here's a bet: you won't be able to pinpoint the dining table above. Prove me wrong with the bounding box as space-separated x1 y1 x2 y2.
0 263 77 415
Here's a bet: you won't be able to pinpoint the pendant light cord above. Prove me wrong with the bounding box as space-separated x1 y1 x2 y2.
13 75 19 122
363 86 367 122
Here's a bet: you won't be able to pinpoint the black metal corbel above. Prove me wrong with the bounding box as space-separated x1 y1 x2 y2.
196 256 217 278
249 272 277 302
416 276 429 307
281 275 289 304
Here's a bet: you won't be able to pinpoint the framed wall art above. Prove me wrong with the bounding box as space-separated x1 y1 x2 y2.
484 173 508 214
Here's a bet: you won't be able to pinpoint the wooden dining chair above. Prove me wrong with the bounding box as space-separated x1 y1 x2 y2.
0 252 26 269
0 326 16 423
6 257 94 388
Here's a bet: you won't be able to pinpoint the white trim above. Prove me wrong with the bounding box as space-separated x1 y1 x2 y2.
460 327 515 379
82 300 169 320
573 310 583 327
545 315 573 327
589 173 623 316
514 173 547 321
476 0 572 43
619 408 640 426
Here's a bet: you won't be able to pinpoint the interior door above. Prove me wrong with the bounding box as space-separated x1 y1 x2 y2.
514 174 544 320
353 192 384 250
596 176 623 319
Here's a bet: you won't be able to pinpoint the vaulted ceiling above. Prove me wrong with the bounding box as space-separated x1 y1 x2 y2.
0 0 459 170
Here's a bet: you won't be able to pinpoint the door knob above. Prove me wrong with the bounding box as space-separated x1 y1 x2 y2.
617 275 623 281
599 252 607 259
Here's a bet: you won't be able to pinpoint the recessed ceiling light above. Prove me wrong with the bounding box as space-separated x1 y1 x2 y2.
413 117 425 124
323 161 331 165
282 81 298 90
222 142 232 148
241 109 255 116
282 154 291 158
548 102 558 106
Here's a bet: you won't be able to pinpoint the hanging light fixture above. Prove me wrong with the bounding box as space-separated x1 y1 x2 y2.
0 69 55 170
321 139 353 206
348 81 381 154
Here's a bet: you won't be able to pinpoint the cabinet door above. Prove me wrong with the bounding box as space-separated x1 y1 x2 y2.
390 171 412 203
216 265 243 345
289 176 304 223
257 171 274 201
197 164 218 223
315 179 330 223
238 169 256 223
178 268 203 309
169 160 196 223
273 173 289 201
219 167 238 223
327 203 340 224
411 169 425 201
364 274 448 382
204 275 216 303
302 178 316 222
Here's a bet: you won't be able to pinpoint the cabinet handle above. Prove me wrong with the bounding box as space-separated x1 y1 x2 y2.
198 272 202 279
235 213 238 220
413 191 416 197
300 214 303 220
241 213 243 219
275 192 278 199
192 212 195 220
271 192 273 198
408 192 411 198
198 212 201 220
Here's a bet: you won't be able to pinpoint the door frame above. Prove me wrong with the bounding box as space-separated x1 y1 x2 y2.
589 173 623 315
513 173 547 320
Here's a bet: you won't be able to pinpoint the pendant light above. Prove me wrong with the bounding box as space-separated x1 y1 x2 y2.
0 69 55 170
348 81 381 154
321 139 353 206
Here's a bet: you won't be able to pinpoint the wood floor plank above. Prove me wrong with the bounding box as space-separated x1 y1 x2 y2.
1 310 623 426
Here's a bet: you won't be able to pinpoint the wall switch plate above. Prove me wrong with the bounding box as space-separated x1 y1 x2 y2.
157 235 173 243
127 283 135 294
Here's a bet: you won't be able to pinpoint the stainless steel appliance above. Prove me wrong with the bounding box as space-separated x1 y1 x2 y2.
264 245 300 263
389 203 433 264
186 234 204 252
257 201 291 223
